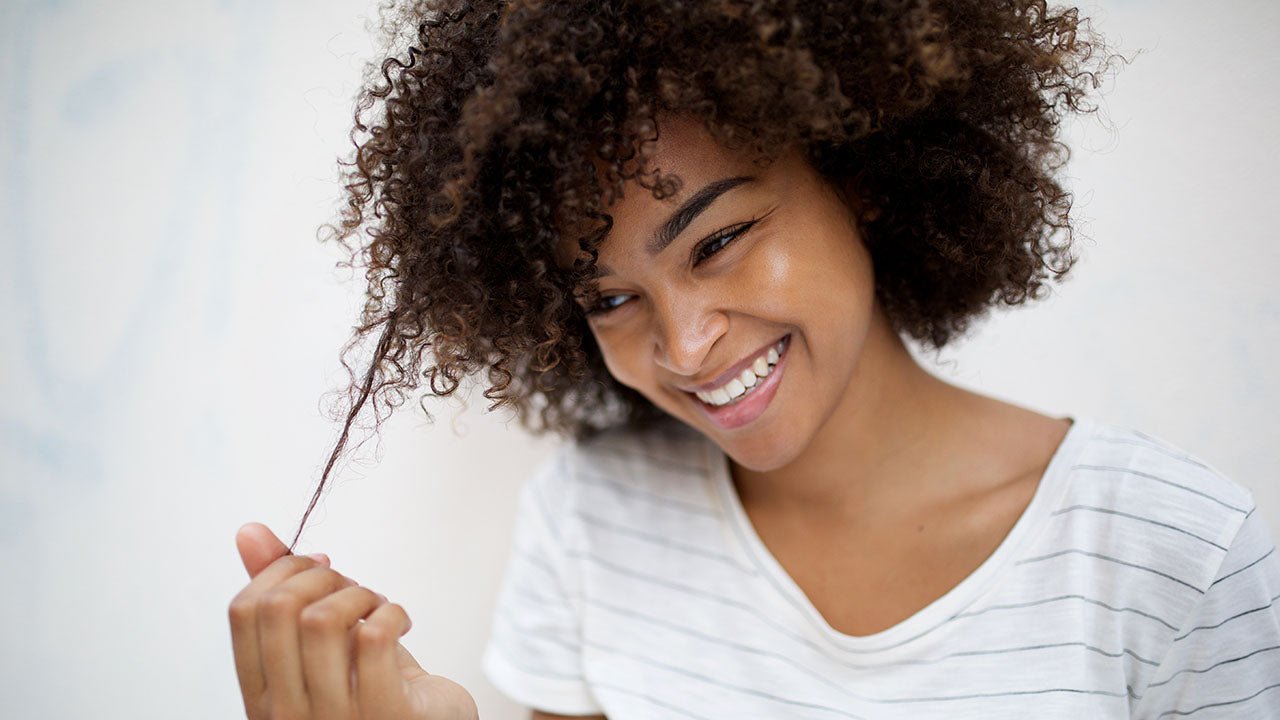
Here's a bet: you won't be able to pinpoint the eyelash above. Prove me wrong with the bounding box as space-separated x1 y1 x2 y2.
693 220 756 265
587 294 630 315
586 219 758 316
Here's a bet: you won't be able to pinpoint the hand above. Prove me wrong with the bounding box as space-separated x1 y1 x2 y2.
228 523 478 720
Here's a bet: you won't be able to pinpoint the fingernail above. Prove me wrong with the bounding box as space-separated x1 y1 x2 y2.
375 592 388 603
304 553 330 566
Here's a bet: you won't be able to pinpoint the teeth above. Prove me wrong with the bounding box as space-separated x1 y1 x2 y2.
695 338 788 407
752 356 769 376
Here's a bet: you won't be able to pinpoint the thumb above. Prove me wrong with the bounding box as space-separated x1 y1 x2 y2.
235 522 292 578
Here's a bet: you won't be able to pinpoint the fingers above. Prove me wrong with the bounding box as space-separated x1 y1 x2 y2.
236 522 291 578
228 534 413 720
355 601 414 714
257 565 353 713
230 553 323 709
297 584 385 716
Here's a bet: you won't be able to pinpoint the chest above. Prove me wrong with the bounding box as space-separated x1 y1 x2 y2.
744 474 1039 637
576 534 1140 719
572 453 1150 717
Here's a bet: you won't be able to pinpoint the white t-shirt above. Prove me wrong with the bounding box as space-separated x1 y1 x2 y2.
482 417 1280 718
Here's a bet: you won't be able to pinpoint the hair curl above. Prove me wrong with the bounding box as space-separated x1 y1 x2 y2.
290 0 1124 547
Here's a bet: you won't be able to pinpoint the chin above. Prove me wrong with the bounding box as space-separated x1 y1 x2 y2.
650 389 814 473
714 429 807 473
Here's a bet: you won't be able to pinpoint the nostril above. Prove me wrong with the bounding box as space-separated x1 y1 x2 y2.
655 343 704 376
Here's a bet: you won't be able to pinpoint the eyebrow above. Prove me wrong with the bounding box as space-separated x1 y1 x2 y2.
649 175 755 254
593 174 755 278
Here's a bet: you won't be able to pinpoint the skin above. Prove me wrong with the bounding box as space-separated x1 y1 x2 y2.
228 115 1068 720
579 115 1073 638
581 116 880 472
228 523 478 720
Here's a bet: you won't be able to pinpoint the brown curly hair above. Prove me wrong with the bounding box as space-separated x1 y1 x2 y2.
291 0 1124 547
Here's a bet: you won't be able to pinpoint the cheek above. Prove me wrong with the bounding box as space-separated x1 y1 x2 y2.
813 239 874 316
742 229 873 322
723 236 804 320
591 328 648 390
594 329 688 416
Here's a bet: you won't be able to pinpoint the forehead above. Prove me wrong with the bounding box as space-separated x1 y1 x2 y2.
636 115 751 187
613 116 760 216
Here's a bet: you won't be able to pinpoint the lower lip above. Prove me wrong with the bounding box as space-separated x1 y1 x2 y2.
692 337 789 430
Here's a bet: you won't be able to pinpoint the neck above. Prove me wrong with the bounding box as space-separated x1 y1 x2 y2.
730 308 973 520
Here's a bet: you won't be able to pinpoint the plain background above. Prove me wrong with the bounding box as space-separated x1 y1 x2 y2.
1 1 1277 717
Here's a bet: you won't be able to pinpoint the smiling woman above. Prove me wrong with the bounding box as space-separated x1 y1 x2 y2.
226 1 1280 718
578 120 886 469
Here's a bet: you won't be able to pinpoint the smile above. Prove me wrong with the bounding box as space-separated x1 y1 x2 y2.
685 334 791 431
694 337 787 407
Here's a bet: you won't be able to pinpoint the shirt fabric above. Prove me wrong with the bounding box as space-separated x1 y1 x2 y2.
481 417 1280 718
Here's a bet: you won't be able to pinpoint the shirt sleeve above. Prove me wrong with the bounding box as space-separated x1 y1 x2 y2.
1133 502 1280 718
481 450 604 716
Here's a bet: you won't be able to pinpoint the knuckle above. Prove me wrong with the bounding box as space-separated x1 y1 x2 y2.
298 604 339 635
302 565 343 587
356 621 392 647
228 597 255 628
260 588 301 620
348 585 377 603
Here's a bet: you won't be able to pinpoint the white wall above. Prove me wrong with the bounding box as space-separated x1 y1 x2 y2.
0 1 1276 718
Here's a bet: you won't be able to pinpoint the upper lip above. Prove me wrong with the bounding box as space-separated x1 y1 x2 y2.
676 335 788 394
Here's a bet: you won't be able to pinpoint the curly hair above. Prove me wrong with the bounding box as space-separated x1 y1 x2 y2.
290 0 1124 547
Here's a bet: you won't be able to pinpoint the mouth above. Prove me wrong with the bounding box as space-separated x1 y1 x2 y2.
686 334 790 430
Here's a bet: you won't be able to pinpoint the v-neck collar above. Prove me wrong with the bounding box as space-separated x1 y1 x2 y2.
705 416 1093 657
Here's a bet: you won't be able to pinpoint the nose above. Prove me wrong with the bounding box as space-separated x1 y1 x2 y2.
651 290 727 377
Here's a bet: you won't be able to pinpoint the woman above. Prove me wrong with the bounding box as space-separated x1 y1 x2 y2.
229 1 1280 718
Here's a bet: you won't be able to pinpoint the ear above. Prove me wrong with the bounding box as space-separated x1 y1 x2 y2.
840 173 883 224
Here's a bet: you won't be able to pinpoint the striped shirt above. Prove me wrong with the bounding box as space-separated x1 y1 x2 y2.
482 417 1280 718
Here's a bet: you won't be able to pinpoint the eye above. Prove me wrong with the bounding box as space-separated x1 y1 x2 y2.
693 220 757 265
585 293 632 316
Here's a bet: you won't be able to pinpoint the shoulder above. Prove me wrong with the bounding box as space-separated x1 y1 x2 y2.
1039 417 1259 614
1014 419 1277 693
1063 418 1256 554
1066 424 1280 715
